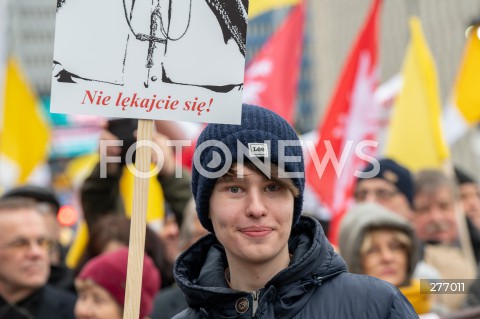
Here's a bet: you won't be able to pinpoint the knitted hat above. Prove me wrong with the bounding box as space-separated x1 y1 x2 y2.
191 104 305 233
78 248 160 319
454 166 476 185
1 185 61 214
357 158 414 207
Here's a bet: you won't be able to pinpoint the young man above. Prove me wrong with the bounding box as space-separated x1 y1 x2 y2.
173 105 417 318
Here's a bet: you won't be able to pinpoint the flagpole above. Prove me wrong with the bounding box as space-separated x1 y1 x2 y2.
123 119 154 319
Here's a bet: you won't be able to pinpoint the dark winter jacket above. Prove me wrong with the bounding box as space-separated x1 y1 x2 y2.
0 284 75 319
151 284 188 319
173 216 418 318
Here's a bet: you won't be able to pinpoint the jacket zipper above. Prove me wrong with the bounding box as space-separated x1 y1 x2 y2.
252 290 260 316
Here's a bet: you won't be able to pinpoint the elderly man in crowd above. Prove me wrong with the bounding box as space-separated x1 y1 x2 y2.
1 185 74 290
0 198 75 319
413 169 477 311
354 158 415 221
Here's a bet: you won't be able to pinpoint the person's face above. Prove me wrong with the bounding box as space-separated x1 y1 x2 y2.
41 213 61 265
0 209 51 295
361 229 408 287
414 186 458 244
181 214 209 251
209 164 294 267
74 280 122 319
102 241 127 254
459 183 480 220
355 179 413 221
158 214 180 263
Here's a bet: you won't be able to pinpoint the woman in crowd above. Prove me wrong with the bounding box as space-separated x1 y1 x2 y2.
75 214 173 288
339 202 432 315
75 247 159 319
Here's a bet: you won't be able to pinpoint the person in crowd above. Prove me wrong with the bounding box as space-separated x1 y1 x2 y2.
355 158 415 221
75 247 159 319
159 211 181 267
177 201 209 253
454 166 480 263
1 186 62 260
0 198 75 319
354 158 440 280
1 185 75 290
172 104 417 318
81 128 193 231
80 128 194 273
413 169 477 311
339 202 433 315
151 201 208 319
454 167 480 228
75 214 171 289
465 263 480 311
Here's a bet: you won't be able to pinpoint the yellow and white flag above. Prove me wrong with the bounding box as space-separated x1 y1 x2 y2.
248 0 301 20
443 25 480 144
0 59 51 186
0 1 51 191
385 17 449 171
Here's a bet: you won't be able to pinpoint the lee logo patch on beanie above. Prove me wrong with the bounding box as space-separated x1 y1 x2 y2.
383 170 399 184
248 143 269 158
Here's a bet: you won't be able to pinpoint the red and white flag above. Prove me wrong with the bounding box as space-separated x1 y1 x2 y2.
305 0 383 244
243 2 305 124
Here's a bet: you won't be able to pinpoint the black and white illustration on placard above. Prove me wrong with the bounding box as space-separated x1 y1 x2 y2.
53 0 248 92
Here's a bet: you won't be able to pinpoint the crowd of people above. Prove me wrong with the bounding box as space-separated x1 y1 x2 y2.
1 104 480 318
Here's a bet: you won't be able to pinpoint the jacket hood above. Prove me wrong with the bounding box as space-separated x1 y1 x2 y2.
173 216 347 316
338 202 419 284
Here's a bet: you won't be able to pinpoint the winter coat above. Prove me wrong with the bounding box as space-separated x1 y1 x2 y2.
173 216 418 318
151 284 188 319
338 203 434 314
0 284 75 319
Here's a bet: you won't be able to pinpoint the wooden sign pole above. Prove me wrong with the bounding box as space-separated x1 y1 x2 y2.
123 119 154 319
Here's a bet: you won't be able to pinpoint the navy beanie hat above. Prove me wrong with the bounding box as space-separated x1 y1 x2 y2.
358 158 414 207
454 166 476 185
191 104 305 233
